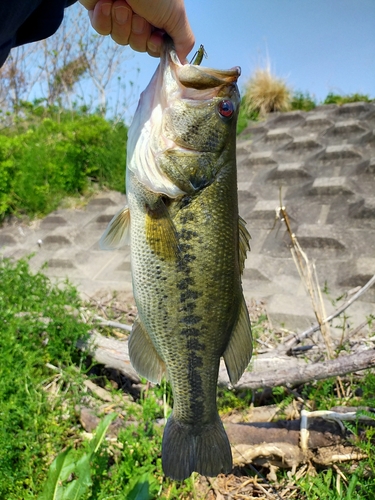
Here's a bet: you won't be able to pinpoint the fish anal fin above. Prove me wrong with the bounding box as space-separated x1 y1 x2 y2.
238 215 251 274
146 200 180 260
223 296 253 385
100 206 130 250
128 317 166 384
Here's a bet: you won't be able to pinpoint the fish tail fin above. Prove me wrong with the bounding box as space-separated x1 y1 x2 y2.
162 414 232 481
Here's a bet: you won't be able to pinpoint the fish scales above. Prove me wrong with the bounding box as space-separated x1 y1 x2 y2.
100 36 252 481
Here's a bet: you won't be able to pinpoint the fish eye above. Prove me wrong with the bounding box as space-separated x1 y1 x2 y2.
218 99 234 118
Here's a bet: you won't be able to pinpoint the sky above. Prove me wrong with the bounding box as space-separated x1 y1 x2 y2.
123 0 375 121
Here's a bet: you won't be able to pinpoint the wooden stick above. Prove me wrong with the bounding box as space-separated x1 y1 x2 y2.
93 315 132 332
226 348 375 390
80 330 375 390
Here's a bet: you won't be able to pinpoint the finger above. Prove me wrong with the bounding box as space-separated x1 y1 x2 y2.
146 31 164 57
128 15 152 53
111 0 132 45
90 0 113 35
79 0 97 10
170 17 194 61
126 0 194 60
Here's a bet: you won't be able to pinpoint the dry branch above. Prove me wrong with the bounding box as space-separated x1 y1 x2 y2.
78 329 140 383
277 203 334 358
226 349 375 390
93 315 132 332
80 330 375 390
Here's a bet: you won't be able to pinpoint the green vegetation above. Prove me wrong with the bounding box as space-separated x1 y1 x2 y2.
0 257 191 499
1 85 375 498
291 90 317 111
1 259 375 498
323 92 374 106
237 103 259 134
0 257 90 498
239 67 373 133
0 102 127 221
38 413 117 500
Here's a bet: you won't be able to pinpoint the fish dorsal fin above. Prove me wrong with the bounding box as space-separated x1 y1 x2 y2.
238 216 251 274
146 200 180 260
128 317 166 384
223 296 253 385
99 206 131 250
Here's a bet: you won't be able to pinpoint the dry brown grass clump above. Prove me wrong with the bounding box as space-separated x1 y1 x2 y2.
244 67 291 115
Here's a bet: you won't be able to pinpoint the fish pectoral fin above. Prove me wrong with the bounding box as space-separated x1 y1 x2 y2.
100 206 131 250
238 216 251 274
128 317 166 384
223 296 253 385
146 200 180 260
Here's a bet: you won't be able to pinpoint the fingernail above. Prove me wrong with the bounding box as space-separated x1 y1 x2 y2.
114 6 129 24
132 15 145 35
147 41 158 54
101 2 112 17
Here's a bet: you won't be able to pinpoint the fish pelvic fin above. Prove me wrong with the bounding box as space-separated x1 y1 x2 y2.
162 414 232 481
145 199 180 260
223 296 253 385
128 317 166 384
99 206 130 250
238 215 251 274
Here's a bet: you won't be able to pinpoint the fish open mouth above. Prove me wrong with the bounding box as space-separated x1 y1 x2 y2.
163 35 240 97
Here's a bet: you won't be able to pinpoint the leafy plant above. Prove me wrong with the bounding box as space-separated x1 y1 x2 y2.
38 413 117 500
217 388 253 414
0 103 127 220
291 91 316 111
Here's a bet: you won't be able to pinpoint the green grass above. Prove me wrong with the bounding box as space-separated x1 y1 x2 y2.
0 257 90 498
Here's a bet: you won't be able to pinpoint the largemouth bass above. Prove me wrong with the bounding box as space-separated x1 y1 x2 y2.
101 37 252 481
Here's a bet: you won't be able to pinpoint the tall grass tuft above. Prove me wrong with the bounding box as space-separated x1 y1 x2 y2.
243 67 291 116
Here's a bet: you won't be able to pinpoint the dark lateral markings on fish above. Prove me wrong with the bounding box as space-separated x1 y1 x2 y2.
100 34 253 481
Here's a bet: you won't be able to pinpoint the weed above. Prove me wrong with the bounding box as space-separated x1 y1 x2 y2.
0 257 90 498
0 103 127 220
217 388 253 414
237 99 259 134
38 413 117 500
324 92 374 105
291 91 317 111
243 67 291 116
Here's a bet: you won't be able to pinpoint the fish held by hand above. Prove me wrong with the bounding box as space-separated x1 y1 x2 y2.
101 37 252 481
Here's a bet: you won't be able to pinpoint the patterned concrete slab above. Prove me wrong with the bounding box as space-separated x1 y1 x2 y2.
1 102 374 333
240 102 375 332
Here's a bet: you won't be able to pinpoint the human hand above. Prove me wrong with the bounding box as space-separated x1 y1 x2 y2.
78 0 194 59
